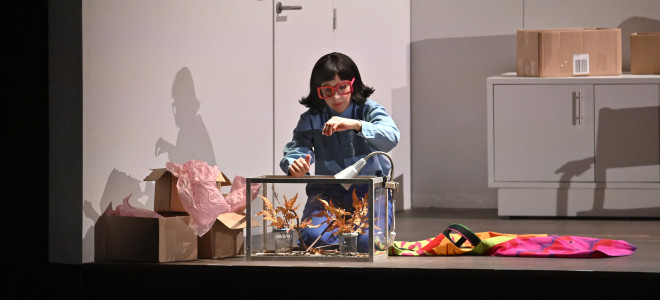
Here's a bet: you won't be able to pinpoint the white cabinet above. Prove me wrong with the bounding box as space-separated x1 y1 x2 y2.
487 73 660 217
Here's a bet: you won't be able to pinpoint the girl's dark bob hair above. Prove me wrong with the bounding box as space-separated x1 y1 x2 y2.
299 52 374 113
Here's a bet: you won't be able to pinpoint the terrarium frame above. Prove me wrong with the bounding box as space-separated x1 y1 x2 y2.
246 175 392 262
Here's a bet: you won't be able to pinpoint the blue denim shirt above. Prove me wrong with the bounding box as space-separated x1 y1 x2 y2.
280 99 400 177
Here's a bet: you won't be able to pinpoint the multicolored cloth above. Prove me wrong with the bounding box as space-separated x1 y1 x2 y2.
388 223 637 258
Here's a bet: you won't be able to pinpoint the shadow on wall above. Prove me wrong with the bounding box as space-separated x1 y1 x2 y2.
83 67 218 259
155 67 217 165
618 16 660 72
82 169 154 256
555 105 660 217
411 35 514 208
393 174 405 212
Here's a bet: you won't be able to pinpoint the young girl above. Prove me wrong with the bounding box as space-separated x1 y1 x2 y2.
280 52 400 252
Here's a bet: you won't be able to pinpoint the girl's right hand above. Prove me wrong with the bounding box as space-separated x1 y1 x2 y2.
289 154 311 177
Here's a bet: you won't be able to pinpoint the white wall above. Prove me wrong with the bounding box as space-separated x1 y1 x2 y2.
80 0 273 263
50 0 658 264
410 0 660 209
64 0 410 264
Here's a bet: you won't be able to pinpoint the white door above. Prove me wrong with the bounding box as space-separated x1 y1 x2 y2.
273 1 334 176
331 0 411 210
272 0 410 209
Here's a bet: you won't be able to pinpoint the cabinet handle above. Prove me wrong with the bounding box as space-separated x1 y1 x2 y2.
573 90 582 125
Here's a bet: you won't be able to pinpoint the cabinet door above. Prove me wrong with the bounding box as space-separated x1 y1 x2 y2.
595 84 660 182
493 84 594 182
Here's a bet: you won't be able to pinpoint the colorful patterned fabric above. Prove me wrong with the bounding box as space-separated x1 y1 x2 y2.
388 223 637 258
484 235 637 258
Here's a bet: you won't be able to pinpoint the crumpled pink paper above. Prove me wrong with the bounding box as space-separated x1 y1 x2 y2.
166 160 261 237
109 194 163 218
225 175 262 210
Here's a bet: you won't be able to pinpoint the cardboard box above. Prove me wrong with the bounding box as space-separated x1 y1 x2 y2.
517 28 622 77
94 214 198 262
631 32 660 74
144 168 231 213
198 212 251 259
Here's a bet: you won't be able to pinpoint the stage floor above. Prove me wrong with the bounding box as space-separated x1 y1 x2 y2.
79 208 660 297
152 208 659 272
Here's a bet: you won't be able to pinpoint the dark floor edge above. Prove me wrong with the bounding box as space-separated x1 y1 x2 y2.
29 262 658 297
78 263 657 296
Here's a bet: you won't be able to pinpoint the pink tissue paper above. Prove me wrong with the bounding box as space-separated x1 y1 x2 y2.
108 194 163 218
166 160 261 236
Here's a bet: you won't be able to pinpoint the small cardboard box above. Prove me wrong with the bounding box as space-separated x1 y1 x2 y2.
198 212 252 259
517 28 622 77
631 32 660 74
94 214 198 262
144 168 231 213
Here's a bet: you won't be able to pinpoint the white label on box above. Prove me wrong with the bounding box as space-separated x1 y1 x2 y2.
573 54 589 75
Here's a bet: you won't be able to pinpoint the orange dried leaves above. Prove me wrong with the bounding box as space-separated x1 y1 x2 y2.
313 189 375 236
256 193 316 232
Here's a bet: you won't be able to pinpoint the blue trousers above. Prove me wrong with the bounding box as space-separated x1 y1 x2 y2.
298 183 393 253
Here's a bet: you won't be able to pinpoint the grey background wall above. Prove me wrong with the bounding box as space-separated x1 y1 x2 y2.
410 0 660 209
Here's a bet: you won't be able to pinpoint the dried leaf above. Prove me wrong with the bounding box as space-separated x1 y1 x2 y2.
256 193 308 230
314 189 372 236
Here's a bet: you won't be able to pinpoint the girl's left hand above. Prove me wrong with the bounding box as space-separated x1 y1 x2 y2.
323 116 361 136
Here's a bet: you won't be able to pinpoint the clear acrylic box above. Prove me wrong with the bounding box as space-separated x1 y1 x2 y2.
246 175 392 262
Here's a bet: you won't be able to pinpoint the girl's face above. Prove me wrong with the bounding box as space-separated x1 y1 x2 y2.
320 74 352 114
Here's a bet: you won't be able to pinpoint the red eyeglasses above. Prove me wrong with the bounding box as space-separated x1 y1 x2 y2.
316 78 355 99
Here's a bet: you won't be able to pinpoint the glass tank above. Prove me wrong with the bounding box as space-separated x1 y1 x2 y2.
246 175 393 262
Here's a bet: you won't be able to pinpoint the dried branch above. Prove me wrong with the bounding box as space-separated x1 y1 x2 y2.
313 189 377 237
256 193 317 249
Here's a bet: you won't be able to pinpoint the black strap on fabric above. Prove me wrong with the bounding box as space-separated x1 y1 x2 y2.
442 223 481 248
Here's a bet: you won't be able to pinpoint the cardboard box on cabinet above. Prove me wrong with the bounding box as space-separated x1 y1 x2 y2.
631 32 660 74
198 212 253 259
517 28 622 77
144 168 232 213
94 214 198 263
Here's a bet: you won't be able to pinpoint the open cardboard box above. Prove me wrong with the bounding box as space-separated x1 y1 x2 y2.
517 28 622 77
144 168 231 213
94 213 198 263
198 211 259 259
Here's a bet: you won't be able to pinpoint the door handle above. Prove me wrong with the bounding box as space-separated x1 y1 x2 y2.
276 2 302 14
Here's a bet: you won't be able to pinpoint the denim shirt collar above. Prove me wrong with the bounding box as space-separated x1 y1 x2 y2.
326 102 355 119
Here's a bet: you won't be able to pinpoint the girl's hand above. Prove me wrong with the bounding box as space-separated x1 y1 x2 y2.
289 154 311 177
322 116 361 136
